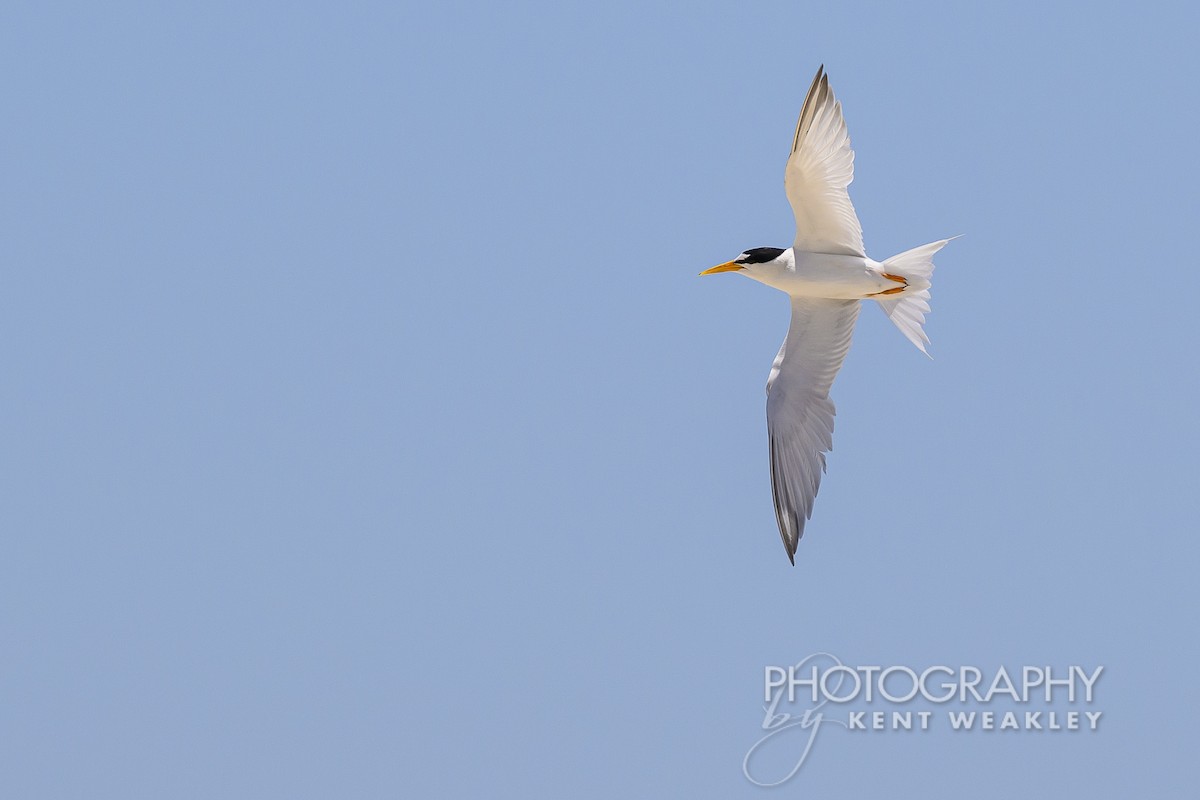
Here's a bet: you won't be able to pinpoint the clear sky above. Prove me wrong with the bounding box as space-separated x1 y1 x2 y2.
2 1 1197 796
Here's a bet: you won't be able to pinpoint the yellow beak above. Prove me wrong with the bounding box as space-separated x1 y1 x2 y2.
699 261 744 276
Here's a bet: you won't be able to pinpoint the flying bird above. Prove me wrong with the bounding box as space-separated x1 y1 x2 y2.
701 66 954 564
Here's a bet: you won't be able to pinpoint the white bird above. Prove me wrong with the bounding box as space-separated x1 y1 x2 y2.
701 66 954 565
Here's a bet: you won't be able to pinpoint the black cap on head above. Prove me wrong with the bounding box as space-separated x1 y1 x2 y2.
737 247 785 264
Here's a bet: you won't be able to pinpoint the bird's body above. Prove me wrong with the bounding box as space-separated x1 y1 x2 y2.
745 249 906 299
701 66 953 564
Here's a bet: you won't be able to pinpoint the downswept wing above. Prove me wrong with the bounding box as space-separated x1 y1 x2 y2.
766 297 860 563
784 66 864 257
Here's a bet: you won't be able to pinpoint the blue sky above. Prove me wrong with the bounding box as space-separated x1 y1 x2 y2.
3 1 1198 796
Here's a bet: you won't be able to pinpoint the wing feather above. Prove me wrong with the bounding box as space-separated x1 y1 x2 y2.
785 66 864 257
766 298 860 563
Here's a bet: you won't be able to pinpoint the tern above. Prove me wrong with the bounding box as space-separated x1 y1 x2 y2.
701 66 954 565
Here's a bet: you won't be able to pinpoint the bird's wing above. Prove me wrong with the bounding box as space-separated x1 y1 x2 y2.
784 66 865 257
766 297 861 563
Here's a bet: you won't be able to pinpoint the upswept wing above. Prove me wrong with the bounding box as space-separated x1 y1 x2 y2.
784 66 864 257
766 297 860 563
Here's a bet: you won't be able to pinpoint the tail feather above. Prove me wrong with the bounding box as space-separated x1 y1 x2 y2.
875 237 957 355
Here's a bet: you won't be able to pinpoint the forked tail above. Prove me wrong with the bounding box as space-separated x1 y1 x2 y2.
875 237 958 355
